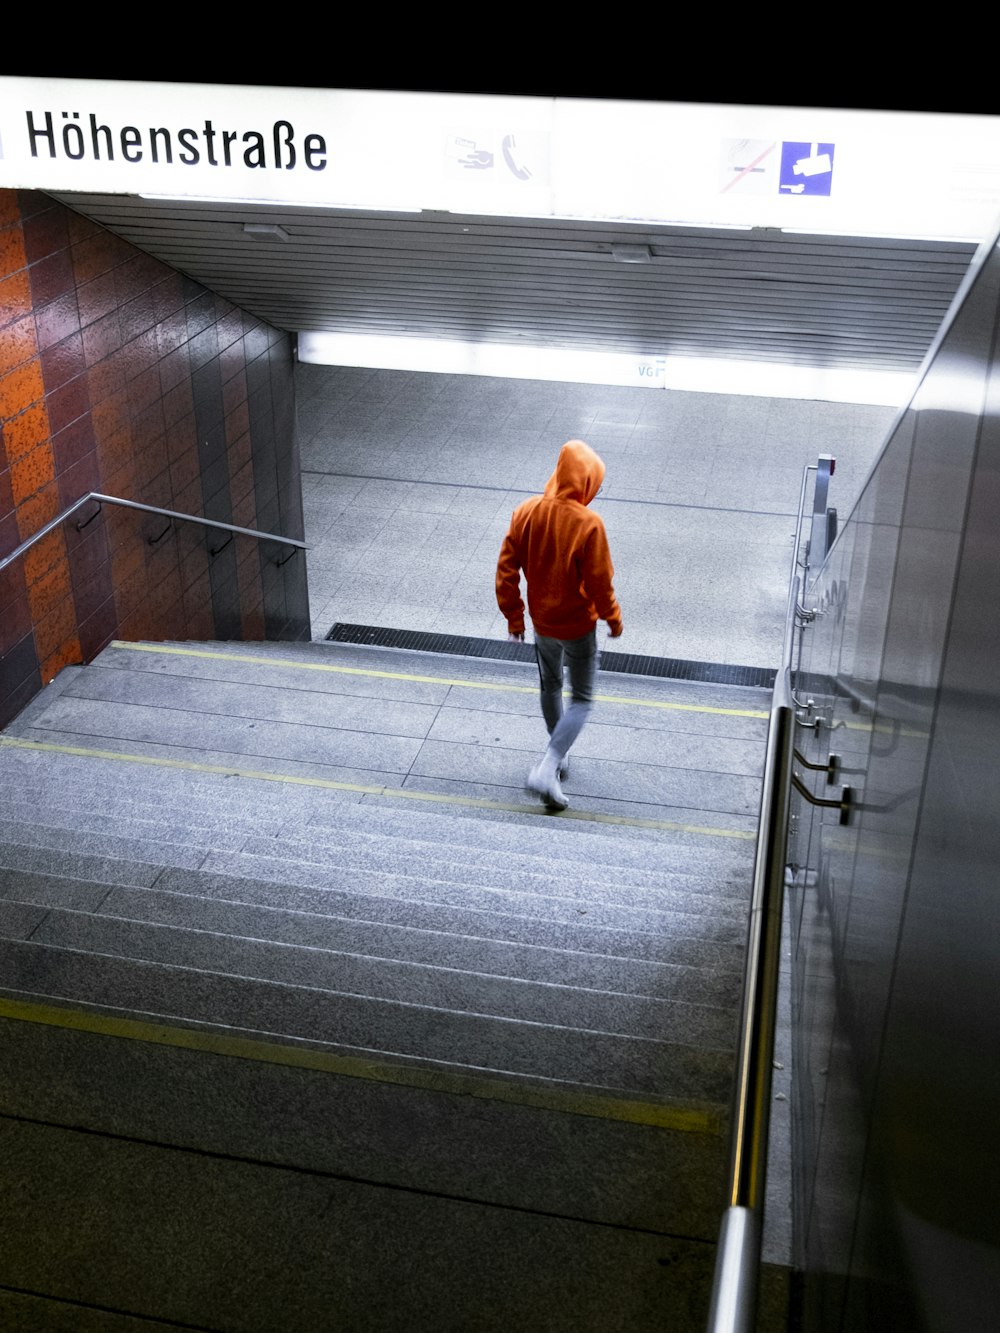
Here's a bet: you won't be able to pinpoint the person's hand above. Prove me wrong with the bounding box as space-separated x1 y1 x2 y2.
606 623 623 639
508 631 525 642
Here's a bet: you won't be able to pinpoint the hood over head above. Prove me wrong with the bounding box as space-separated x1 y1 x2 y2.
542 439 606 506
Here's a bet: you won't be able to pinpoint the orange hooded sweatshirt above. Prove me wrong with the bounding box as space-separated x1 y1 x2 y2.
496 439 623 640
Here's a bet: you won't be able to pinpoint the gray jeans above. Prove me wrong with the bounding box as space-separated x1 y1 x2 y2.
534 629 598 761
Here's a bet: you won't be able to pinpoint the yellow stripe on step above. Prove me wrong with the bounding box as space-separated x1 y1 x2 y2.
0 996 724 1136
109 640 771 719
0 736 756 839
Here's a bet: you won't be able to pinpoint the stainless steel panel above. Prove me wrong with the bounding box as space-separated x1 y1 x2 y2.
788 231 1000 1329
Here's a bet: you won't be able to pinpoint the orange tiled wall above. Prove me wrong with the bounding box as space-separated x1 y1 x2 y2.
0 189 308 728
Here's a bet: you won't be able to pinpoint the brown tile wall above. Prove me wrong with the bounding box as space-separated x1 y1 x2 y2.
0 189 309 728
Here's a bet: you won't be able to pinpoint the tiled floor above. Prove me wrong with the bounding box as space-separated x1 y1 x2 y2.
295 363 894 669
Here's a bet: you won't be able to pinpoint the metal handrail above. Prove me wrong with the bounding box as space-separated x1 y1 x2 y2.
0 492 307 577
792 464 817 623
706 531 803 1332
707 684 795 1332
789 463 823 711
790 771 852 824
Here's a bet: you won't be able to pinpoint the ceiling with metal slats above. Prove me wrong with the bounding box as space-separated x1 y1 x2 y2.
49 190 977 375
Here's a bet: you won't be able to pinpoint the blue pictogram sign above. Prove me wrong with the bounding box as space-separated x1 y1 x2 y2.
779 142 835 196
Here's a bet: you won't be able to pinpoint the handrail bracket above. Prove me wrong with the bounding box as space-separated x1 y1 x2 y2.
793 747 841 785
76 501 102 531
791 772 853 825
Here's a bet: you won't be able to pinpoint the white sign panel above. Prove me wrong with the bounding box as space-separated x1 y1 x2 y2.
2 78 1000 241
0 78 557 212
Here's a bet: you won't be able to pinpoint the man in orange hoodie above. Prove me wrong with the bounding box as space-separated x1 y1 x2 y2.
496 439 623 811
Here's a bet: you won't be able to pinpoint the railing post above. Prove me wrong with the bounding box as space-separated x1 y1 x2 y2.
807 454 836 576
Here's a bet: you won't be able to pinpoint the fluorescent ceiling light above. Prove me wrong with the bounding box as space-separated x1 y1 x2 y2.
781 227 979 244
137 192 424 210
574 217 754 231
297 332 914 406
657 354 912 407
612 244 653 263
243 223 289 241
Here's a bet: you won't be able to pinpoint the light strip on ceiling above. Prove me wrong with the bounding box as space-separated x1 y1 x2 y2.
297 332 914 406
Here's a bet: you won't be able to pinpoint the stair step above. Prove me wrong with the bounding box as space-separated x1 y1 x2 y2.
0 837 748 950
193 847 751 940
0 799 752 899
0 939 736 1104
85 636 772 731
13 881 742 1005
0 731 762 841
0 843 164 889
152 866 747 973
5 636 767 834
0 869 110 911
228 834 749 912
0 1110 721 1332
0 636 763 1190
0 821 211 870
16 905 738 1046
0 857 745 974
0 1013 728 1239
0 746 757 863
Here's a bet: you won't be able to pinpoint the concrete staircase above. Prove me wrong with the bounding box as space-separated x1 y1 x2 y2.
0 637 785 1331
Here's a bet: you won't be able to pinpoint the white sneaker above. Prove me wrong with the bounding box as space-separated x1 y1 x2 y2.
558 755 570 781
527 760 568 811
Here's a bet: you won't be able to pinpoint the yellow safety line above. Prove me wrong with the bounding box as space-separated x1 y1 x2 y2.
0 736 756 839
109 642 928 737
109 640 771 720
0 996 723 1136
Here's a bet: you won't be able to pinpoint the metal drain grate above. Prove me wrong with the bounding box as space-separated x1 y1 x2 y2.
325 623 776 689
